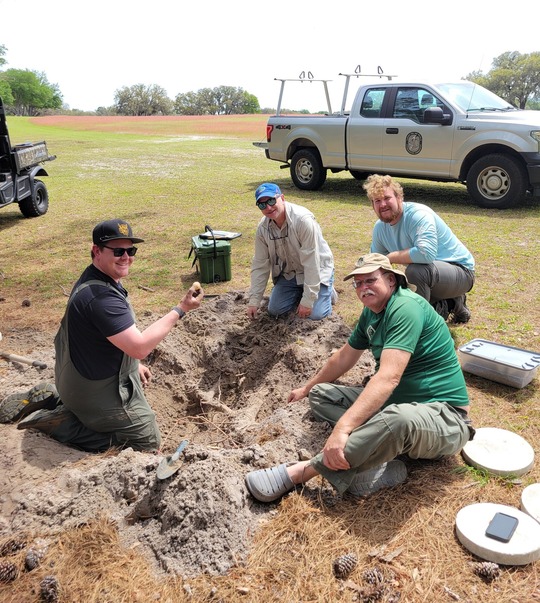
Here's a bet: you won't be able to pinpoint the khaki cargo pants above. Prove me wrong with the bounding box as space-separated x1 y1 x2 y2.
308 383 472 494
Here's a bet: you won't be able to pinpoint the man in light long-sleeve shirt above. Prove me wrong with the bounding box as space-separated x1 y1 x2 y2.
365 174 475 323
247 183 335 320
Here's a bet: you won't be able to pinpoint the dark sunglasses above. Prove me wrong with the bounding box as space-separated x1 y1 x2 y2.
256 197 278 210
102 245 138 257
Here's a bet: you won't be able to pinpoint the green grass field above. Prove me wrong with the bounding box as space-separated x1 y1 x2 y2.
2 113 539 344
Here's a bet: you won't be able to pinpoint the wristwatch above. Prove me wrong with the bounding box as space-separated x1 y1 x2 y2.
172 306 185 318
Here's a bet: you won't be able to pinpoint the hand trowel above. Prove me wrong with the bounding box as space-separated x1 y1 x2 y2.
156 439 189 480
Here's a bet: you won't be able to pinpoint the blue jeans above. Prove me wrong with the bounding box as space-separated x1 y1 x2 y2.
267 274 333 320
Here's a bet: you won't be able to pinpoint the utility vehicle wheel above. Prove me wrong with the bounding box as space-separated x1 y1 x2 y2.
466 154 527 209
290 149 327 190
19 180 49 217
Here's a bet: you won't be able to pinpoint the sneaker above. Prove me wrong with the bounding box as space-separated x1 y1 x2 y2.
450 295 471 324
330 288 339 306
0 382 60 423
346 460 408 497
432 299 449 321
17 404 72 434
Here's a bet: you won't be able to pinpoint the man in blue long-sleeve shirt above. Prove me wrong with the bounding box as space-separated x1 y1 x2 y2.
365 174 475 323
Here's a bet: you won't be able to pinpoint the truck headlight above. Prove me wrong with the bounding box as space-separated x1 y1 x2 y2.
531 130 540 150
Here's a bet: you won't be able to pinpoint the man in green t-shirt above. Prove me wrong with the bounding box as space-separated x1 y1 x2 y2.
245 253 474 503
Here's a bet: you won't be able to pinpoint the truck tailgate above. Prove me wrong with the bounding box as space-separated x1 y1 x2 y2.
268 116 348 167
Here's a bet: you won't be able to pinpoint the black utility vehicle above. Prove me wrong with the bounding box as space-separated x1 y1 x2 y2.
0 97 56 217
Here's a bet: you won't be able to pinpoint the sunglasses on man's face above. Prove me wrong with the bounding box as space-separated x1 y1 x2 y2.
256 197 278 210
102 245 138 257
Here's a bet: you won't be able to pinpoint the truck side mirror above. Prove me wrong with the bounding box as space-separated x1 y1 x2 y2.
424 107 452 126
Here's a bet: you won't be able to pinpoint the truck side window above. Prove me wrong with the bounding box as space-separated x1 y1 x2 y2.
393 88 445 123
393 88 421 122
360 89 384 118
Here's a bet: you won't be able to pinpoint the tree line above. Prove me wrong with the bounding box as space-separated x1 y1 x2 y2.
465 51 540 110
1 43 540 116
0 44 260 116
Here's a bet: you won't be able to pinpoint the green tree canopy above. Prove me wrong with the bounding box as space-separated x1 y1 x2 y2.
0 45 14 105
465 51 540 109
1 69 62 115
174 85 260 115
114 84 173 116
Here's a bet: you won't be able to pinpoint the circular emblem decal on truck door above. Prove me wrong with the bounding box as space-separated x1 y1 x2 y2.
405 132 422 155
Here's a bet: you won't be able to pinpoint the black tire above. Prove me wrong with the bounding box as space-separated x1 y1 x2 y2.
19 180 49 217
350 170 369 181
290 149 327 190
466 154 527 209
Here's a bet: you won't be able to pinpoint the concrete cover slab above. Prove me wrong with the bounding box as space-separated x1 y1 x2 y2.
456 502 540 565
461 427 534 477
521 483 540 524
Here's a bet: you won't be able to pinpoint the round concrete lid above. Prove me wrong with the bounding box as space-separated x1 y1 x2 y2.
456 502 540 565
521 483 540 524
461 427 534 477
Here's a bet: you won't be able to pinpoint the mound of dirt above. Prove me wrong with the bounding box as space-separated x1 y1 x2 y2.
0 291 373 577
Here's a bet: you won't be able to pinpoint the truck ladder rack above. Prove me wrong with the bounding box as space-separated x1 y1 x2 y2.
274 71 333 116
338 65 397 115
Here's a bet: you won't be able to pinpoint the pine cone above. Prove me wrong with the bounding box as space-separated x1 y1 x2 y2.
362 566 384 585
0 537 26 556
358 585 385 603
0 559 18 583
40 575 60 603
24 538 49 571
472 561 501 582
333 552 358 579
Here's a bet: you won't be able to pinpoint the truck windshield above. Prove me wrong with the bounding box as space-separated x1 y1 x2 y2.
436 82 516 113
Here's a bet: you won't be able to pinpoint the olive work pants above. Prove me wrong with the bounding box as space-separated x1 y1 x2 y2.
307 383 472 494
405 261 474 303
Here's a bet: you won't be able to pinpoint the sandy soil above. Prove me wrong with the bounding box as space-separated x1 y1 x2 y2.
0 291 374 577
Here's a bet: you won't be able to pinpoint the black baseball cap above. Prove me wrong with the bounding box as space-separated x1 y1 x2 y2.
92 219 144 245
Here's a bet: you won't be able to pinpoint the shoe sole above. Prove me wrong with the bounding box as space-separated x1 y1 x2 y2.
0 384 59 423
17 407 71 433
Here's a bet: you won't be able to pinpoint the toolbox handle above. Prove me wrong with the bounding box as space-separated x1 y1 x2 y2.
204 224 217 258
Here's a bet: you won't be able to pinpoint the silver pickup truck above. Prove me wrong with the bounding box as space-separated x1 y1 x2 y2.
254 73 540 209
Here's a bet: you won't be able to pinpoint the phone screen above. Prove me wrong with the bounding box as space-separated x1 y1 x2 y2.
485 512 519 542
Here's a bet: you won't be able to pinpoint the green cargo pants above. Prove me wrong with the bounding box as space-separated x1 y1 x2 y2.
308 383 472 494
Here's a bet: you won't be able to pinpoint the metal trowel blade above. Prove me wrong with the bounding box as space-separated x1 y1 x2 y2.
156 439 189 480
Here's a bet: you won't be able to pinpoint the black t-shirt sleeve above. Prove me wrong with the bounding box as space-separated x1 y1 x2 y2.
86 290 135 337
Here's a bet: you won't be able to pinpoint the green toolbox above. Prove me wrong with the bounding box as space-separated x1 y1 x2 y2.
189 235 232 283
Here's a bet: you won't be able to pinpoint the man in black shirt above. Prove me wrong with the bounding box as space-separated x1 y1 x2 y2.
13 219 202 451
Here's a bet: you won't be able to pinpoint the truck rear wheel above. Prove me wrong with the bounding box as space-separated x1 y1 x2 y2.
19 180 49 217
290 149 327 190
466 154 527 209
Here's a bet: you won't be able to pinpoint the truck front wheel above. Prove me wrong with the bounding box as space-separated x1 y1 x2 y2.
290 149 327 190
466 154 527 209
19 180 49 218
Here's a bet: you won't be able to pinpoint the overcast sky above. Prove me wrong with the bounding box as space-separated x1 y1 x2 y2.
1 0 537 113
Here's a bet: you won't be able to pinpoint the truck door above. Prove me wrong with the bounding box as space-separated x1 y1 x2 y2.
346 88 385 170
382 87 454 177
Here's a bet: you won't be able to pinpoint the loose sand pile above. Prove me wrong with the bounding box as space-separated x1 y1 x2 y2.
0 291 374 577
